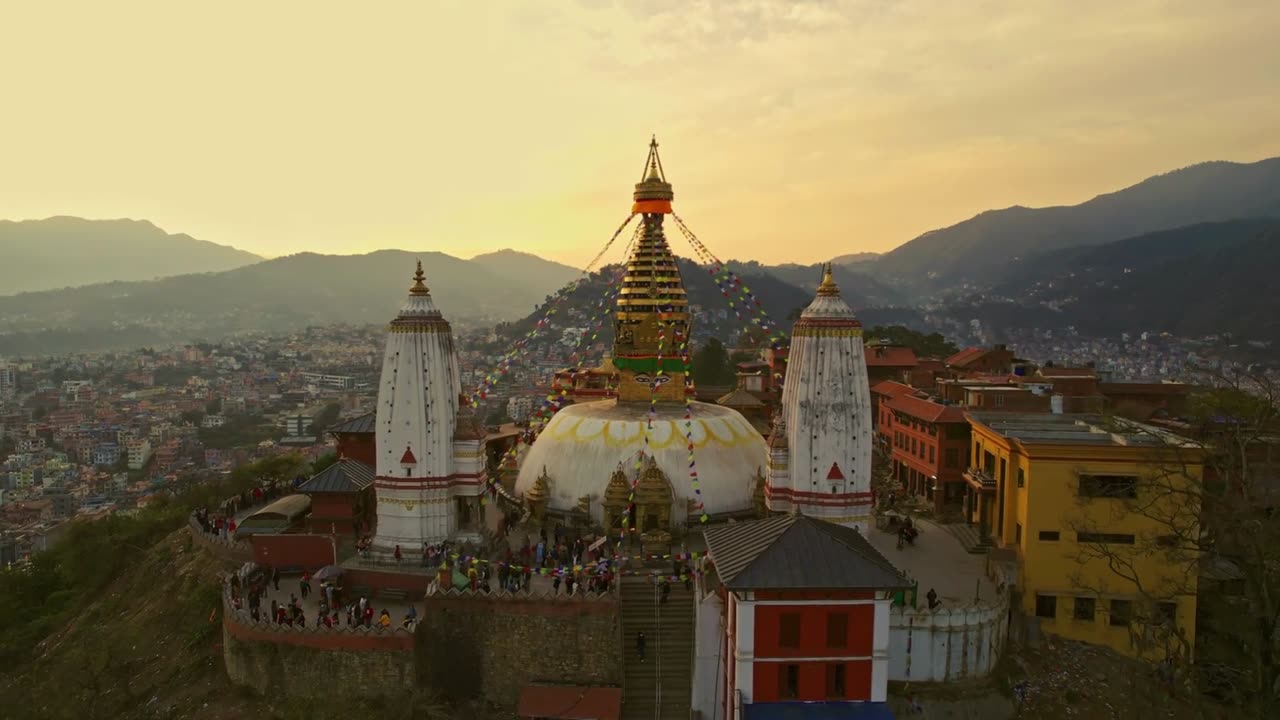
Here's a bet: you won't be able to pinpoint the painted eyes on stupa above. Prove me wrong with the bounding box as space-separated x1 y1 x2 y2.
633 374 671 386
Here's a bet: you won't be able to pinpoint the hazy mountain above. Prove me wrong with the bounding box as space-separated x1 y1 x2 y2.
875 157 1280 290
830 252 880 266
747 261 906 306
0 249 582 354
0 217 261 294
951 219 1280 343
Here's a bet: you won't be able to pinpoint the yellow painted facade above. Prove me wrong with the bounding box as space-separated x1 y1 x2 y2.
967 415 1202 660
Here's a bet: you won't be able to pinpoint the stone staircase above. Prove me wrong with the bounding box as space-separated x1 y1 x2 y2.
942 522 993 554
620 575 695 720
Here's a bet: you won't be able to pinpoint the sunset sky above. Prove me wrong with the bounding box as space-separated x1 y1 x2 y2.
3 1 1278 267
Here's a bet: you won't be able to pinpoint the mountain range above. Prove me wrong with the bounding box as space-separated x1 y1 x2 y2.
872 157 1280 290
0 217 262 294
2 154 1279 353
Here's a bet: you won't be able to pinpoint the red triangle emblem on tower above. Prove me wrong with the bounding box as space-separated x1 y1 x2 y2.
400 446 417 465
827 462 845 481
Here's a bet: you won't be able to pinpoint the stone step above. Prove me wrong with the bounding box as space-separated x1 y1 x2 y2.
941 522 993 554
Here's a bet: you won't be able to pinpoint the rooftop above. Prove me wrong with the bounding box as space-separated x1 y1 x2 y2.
884 394 966 424
967 412 1195 448
704 514 910 591
298 459 374 494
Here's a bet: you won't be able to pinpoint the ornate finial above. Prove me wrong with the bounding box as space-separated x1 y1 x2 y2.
817 262 840 297
410 260 430 296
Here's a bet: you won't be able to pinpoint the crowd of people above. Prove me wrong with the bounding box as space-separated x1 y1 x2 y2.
193 479 290 541
225 567 419 632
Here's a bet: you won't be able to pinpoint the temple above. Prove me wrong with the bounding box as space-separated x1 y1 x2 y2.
514 138 769 530
370 262 486 551
766 265 875 529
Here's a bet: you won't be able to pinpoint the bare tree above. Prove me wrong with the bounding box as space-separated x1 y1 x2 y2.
1068 366 1280 717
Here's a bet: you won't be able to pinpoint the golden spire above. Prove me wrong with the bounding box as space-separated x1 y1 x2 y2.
817 262 840 297
410 260 430 295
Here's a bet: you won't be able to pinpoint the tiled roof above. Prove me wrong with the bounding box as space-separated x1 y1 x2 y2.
717 388 764 407
945 347 986 367
869 380 919 399
328 413 375 434
704 514 910 591
864 345 918 367
886 394 966 424
298 459 374 493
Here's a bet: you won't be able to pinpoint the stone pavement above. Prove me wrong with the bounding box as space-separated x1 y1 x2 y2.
250 574 424 629
866 519 997 607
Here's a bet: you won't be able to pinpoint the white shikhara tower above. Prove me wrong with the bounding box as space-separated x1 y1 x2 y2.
372 262 485 551
767 265 874 530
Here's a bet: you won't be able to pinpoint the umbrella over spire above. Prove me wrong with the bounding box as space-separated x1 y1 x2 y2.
410 260 430 295
633 135 674 213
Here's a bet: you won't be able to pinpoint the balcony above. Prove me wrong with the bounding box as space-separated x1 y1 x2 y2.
963 466 997 492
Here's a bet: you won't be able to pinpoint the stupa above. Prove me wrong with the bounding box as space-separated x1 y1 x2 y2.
514 138 768 529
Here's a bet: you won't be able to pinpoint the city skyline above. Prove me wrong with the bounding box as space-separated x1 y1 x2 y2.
3 1 1279 267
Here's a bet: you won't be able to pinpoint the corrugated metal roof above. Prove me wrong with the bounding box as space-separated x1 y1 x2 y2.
328 413 375 434
704 515 910 591
299 459 374 493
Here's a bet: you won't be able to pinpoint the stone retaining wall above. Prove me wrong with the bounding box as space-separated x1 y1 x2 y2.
188 514 253 563
416 586 623 706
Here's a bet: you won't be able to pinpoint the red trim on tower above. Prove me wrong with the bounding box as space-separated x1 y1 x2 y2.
400 447 417 465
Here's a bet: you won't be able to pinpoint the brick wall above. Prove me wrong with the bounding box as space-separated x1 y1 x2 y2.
251 533 336 570
416 589 623 706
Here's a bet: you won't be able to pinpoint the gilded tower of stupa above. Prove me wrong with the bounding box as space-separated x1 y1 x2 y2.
514 138 767 529
613 138 690 404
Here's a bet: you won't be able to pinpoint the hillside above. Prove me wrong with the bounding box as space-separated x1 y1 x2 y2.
951 219 1280 343
0 217 261 295
875 157 1280 290
0 249 582 355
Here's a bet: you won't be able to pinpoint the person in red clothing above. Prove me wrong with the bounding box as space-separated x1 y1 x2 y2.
394 545 402 563
363 605 374 627
227 519 237 537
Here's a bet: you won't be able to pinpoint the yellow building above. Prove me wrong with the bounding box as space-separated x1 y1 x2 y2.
964 412 1202 661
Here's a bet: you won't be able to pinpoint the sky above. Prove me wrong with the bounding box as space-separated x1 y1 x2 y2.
2 0 1279 268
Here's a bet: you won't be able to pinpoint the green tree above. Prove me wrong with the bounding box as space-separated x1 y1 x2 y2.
311 451 338 475
308 402 343 436
692 338 736 387
205 397 222 416
865 325 959 358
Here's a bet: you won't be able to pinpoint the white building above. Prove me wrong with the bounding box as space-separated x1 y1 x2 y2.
767 266 875 530
506 395 535 423
201 415 227 428
370 262 487 552
126 439 152 470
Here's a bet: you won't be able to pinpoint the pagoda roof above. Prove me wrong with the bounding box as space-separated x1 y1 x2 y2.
717 388 764 407
298 459 374 494
704 514 909 591
328 413 375 434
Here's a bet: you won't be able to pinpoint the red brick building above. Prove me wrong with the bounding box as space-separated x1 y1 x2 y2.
297 458 375 535
698 515 906 720
863 344 918 385
882 394 970 513
329 413 376 466
944 345 1015 375
869 380 920 446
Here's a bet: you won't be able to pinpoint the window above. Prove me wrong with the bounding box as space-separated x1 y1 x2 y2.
1110 599 1132 627
945 448 959 468
779 664 799 699
826 612 848 648
1077 532 1136 545
1074 597 1096 621
911 437 917 454
1017 468 1025 488
1078 474 1138 499
928 445 935 464
1035 594 1057 618
994 393 1005 408
974 441 981 463
779 613 801 648
1157 602 1177 626
1039 530 1060 541
1015 522 1022 544
826 664 846 699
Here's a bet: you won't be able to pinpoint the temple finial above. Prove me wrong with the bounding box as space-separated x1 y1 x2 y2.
642 135 666 183
410 260 430 295
817 263 839 297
